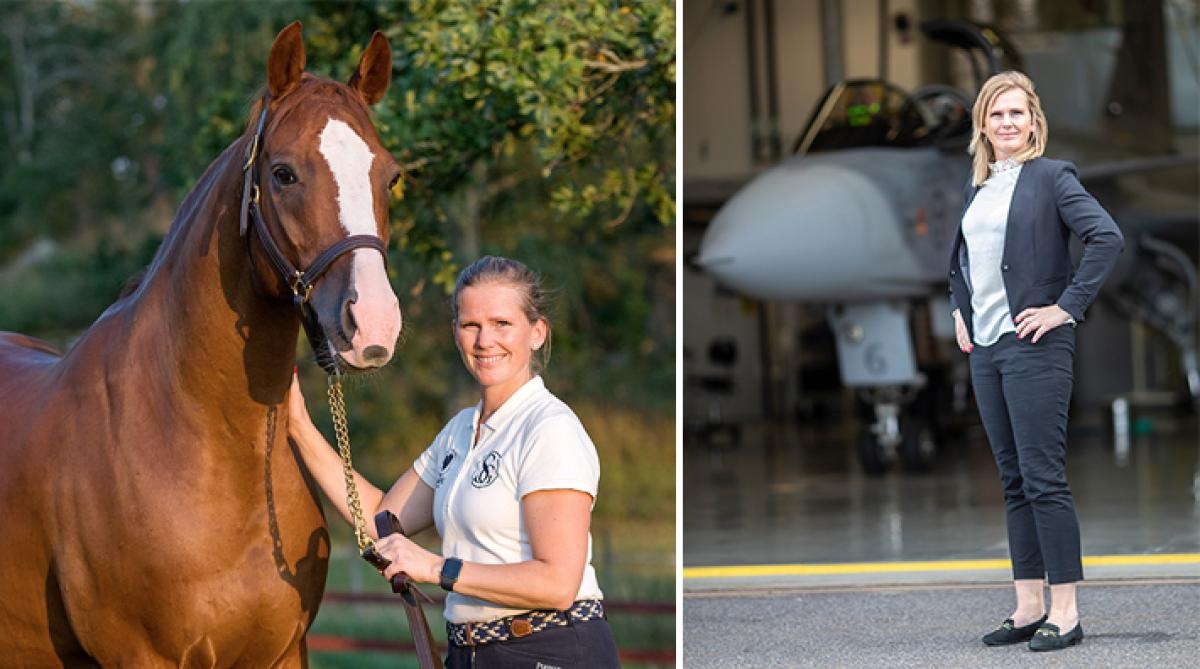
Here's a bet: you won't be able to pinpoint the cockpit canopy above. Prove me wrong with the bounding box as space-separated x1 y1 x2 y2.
794 79 973 155
793 20 1023 156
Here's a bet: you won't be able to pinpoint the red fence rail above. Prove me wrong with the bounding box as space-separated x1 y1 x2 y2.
311 591 675 665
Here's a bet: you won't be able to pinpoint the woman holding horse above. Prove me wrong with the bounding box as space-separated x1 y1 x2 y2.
289 255 620 668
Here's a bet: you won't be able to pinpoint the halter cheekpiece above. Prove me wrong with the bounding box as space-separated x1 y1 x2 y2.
239 102 388 310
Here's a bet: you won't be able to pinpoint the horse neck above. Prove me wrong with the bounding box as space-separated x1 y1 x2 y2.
118 138 299 431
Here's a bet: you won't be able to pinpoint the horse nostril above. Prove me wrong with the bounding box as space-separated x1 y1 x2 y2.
362 345 388 364
340 296 358 342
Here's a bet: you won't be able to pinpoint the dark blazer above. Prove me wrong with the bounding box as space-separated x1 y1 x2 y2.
948 157 1124 340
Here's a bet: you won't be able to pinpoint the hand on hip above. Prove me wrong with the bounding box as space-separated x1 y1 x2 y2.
1014 305 1072 343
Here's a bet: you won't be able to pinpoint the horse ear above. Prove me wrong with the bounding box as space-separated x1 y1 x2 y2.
348 31 392 105
268 21 306 100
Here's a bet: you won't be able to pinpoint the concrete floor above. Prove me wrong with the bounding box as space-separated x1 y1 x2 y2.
683 409 1200 587
683 410 1200 665
684 581 1200 668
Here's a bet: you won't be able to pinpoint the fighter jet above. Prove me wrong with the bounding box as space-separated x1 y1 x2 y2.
694 19 1198 474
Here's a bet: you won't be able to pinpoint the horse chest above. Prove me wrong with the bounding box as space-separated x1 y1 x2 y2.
51 424 329 662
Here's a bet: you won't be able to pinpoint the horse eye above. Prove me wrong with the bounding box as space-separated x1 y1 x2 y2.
272 166 297 185
388 173 401 190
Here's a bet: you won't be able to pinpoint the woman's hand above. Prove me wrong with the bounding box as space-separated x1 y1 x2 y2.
952 310 973 354
287 370 315 439
1014 305 1072 343
377 533 442 585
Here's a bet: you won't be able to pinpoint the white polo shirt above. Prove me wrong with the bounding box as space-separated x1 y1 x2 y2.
412 375 604 624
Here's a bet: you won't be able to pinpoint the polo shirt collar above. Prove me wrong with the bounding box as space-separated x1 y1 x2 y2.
476 375 545 434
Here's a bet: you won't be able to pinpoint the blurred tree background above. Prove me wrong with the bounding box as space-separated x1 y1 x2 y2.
0 0 674 664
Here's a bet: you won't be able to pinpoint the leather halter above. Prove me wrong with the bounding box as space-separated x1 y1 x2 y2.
239 104 388 312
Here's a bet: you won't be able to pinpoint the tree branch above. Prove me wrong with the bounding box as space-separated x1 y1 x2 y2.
582 48 647 73
602 183 640 231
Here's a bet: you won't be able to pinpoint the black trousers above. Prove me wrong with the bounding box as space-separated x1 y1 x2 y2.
445 618 621 668
969 327 1083 585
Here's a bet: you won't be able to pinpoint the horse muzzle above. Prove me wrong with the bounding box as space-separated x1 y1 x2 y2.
304 248 401 374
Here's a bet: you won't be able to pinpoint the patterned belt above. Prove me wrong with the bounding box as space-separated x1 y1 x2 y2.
447 599 605 647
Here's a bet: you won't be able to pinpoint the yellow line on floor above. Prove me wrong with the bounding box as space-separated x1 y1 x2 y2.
683 553 1200 579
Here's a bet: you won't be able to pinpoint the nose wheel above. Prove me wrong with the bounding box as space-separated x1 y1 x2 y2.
856 387 938 475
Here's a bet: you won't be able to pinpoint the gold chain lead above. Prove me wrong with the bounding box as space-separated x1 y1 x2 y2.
327 376 373 553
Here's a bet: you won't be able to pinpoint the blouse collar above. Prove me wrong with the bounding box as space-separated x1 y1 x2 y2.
989 157 1021 175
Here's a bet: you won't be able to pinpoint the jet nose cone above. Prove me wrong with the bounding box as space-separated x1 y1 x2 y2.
697 161 886 301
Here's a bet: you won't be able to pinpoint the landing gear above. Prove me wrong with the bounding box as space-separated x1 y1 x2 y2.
855 386 937 475
901 414 937 472
828 301 947 475
856 424 890 476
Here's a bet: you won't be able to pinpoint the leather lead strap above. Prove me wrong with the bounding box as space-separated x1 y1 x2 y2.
375 511 443 669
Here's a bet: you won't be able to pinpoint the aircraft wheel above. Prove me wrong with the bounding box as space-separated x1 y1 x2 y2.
901 417 937 472
857 428 889 476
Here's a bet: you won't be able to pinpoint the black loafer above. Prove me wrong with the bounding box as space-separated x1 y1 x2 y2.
1028 622 1084 651
982 615 1047 646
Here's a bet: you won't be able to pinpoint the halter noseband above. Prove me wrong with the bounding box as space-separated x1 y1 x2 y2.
239 104 388 311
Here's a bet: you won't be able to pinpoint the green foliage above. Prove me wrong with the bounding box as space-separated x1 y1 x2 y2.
145 0 312 191
576 403 675 519
0 233 161 343
303 0 678 409
306 0 676 289
0 1 149 258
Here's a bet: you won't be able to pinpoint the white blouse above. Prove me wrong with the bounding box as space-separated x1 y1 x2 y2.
962 159 1022 346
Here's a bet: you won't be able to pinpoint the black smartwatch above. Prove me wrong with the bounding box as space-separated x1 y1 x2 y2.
439 557 463 592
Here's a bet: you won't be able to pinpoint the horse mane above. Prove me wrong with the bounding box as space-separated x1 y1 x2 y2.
244 86 270 133
118 266 149 299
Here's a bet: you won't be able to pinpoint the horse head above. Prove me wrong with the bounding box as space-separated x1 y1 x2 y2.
242 21 402 374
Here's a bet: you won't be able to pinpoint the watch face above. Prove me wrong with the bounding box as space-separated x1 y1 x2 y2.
440 557 463 591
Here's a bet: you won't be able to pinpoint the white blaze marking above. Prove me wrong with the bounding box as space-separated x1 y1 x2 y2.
318 118 376 236
318 117 401 362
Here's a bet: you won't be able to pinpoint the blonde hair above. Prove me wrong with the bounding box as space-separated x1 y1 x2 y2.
452 255 552 374
968 71 1048 186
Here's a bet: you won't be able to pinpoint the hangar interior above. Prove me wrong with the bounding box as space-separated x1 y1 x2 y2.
682 0 1199 579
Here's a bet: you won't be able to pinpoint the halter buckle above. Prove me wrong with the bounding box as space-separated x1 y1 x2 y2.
290 271 314 304
243 134 261 172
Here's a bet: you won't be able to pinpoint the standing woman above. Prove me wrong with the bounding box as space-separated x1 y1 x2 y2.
289 256 621 668
947 71 1123 652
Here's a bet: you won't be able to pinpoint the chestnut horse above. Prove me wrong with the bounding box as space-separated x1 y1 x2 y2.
0 23 402 665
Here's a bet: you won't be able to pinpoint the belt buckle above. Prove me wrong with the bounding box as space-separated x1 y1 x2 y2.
510 617 533 638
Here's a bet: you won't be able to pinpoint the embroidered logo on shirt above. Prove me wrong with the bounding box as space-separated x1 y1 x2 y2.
435 452 454 488
471 450 503 488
